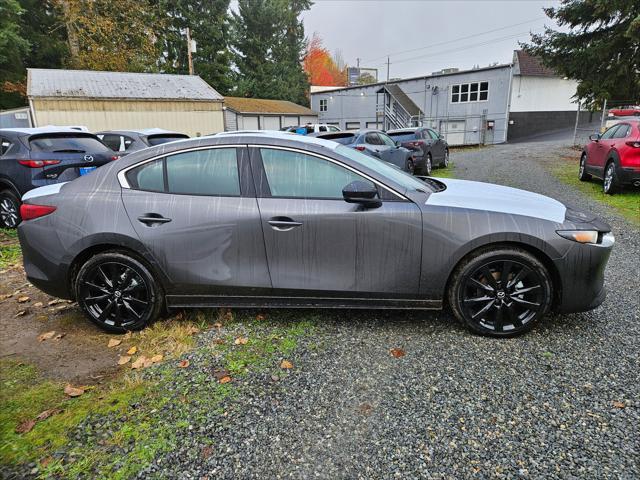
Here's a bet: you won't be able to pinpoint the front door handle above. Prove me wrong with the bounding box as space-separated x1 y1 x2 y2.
138 214 172 226
268 216 302 231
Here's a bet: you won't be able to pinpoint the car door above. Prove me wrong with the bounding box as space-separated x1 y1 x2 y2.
590 125 619 175
427 129 445 162
121 146 271 292
378 132 406 168
251 146 423 296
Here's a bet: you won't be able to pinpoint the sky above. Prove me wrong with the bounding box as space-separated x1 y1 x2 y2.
301 0 563 81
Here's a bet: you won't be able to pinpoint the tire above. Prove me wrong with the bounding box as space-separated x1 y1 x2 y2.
603 161 619 194
578 153 591 181
424 153 433 176
75 252 163 333
405 157 415 175
0 190 21 229
442 149 449 168
448 246 553 338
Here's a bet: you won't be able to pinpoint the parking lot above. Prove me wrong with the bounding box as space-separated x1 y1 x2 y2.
1 139 639 479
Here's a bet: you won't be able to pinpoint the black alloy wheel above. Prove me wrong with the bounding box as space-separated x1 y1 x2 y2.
425 153 433 175
76 252 163 332
603 162 619 194
0 190 21 229
449 248 552 337
406 158 416 175
578 153 591 181
443 149 449 168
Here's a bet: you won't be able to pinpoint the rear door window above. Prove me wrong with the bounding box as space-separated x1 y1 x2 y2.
427 129 440 140
100 134 123 151
613 124 630 138
29 135 111 153
379 133 397 147
0 137 12 156
601 125 619 139
146 134 188 146
365 133 382 145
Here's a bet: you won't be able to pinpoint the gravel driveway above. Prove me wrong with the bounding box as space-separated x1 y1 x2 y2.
139 140 638 479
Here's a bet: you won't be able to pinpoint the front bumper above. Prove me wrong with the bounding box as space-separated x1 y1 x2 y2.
552 234 614 314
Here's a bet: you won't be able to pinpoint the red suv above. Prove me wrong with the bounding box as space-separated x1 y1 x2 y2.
580 120 640 194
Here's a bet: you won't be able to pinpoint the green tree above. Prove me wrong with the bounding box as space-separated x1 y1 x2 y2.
524 0 640 108
231 0 311 105
156 0 233 95
0 0 30 108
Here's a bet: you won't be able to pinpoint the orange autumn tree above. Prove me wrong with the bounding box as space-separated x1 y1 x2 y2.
304 34 347 86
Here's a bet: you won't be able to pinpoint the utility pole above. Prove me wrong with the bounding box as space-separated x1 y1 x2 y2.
186 27 194 75
600 98 608 131
356 58 360 69
386 56 390 82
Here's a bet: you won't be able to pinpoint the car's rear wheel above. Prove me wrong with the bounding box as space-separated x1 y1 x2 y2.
578 153 591 181
405 157 415 175
0 190 21 229
448 247 553 337
425 153 433 175
603 161 619 194
75 252 163 333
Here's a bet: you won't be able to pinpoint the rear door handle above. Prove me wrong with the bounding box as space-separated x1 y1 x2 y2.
268 216 302 231
137 214 172 226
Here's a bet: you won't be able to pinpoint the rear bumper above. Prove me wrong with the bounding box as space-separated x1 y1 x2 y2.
553 237 613 314
616 165 640 186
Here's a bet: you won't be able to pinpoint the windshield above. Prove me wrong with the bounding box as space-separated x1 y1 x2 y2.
147 134 189 146
387 132 417 142
29 135 111 153
335 145 431 192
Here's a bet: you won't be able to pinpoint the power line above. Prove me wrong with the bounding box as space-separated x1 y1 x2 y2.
361 17 545 63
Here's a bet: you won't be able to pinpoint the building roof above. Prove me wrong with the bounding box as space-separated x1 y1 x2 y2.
27 68 223 101
309 63 511 95
513 50 556 77
224 96 316 115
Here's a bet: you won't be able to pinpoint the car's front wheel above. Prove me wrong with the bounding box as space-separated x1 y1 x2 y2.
0 190 21 229
578 153 591 181
448 247 553 337
405 157 415 175
424 153 433 175
75 252 163 333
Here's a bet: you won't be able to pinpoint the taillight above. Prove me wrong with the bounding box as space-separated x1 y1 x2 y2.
18 159 61 168
355 146 366 151
20 203 57 221
111 155 120 161
625 140 640 148
410 141 424 147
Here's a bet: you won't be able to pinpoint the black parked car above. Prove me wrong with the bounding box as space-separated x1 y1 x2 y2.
387 127 449 174
96 129 189 154
315 129 417 174
0 127 118 228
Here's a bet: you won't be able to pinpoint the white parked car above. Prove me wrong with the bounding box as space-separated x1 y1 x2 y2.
281 124 341 134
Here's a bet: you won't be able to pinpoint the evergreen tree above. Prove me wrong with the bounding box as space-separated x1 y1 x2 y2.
231 0 311 105
524 0 640 107
0 0 30 108
156 0 233 95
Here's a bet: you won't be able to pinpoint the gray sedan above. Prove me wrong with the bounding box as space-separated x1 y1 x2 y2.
18 132 614 337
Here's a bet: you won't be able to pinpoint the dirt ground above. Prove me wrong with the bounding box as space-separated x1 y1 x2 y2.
0 249 120 383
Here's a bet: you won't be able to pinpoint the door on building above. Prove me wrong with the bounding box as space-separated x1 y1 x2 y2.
441 120 466 146
242 116 259 130
262 116 281 131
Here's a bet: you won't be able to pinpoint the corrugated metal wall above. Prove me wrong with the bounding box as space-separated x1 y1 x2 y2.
31 99 224 137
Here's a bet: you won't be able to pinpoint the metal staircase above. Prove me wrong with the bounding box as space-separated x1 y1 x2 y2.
375 84 423 130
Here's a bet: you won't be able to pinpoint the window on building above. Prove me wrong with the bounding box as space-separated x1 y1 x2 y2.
319 99 328 112
451 82 489 103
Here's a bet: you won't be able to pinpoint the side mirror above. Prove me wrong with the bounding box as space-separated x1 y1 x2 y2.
395 140 401 147
342 181 382 208
589 133 601 142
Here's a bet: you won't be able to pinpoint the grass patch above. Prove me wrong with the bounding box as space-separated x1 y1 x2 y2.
551 156 640 226
0 228 21 269
430 163 455 179
1 309 315 478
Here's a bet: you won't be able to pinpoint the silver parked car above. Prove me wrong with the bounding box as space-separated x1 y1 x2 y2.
18 132 614 337
96 129 189 154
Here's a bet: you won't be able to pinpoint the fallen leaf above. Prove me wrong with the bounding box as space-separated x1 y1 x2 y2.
613 401 626 409
37 331 56 342
48 299 62 306
280 360 293 369
219 375 232 384
33 302 43 308
201 446 214 459
126 346 137 355
186 325 200 335
390 348 406 358
64 384 85 397
15 419 36 434
35 408 62 421
15 310 27 317
0 293 12 301
122 331 132 340
151 354 163 363
234 336 248 345
143 357 153 368
40 457 53 468
117 355 131 365
256 314 266 321
108 339 122 348
54 333 66 341
212 338 225 345
178 359 190 368
17 296 30 303
213 369 230 380
131 356 148 369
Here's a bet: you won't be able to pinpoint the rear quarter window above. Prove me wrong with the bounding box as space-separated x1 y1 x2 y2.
29 135 110 153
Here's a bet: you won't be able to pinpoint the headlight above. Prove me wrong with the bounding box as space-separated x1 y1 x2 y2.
556 230 602 244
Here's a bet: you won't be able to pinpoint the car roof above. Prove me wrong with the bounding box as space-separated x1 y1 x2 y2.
0 126 94 135
387 127 422 134
97 128 186 136
214 130 341 150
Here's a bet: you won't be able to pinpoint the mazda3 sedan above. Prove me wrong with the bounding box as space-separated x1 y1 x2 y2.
17 132 614 337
